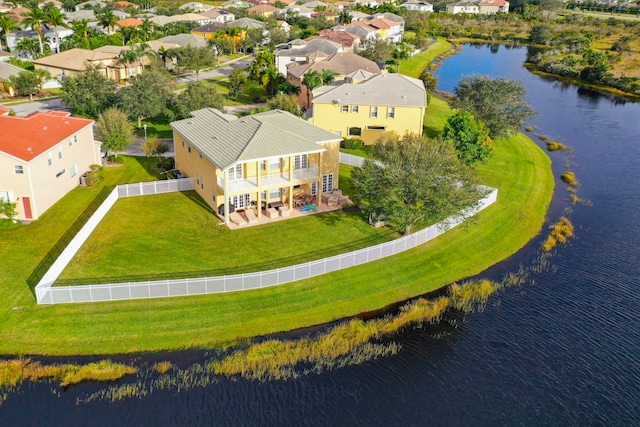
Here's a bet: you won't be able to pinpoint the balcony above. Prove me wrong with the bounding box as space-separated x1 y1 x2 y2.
218 166 319 193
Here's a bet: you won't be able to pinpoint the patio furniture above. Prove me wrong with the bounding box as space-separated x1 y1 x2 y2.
279 205 290 217
327 196 339 208
229 211 248 226
269 201 284 210
245 208 258 224
300 205 317 213
338 195 351 206
265 207 278 219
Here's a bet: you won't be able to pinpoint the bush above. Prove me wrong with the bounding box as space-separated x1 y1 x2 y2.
561 171 578 187
342 138 364 150
85 171 102 187
106 155 123 165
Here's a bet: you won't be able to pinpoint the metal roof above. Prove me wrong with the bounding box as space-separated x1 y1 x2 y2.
171 109 341 170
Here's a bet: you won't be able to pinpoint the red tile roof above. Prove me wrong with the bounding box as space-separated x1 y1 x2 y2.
0 111 94 162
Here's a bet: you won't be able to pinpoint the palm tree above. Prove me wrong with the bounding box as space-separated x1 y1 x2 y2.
16 37 40 59
119 43 155 79
320 69 337 85
338 11 352 25
139 17 154 41
225 26 241 54
260 66 284 96
44 7 69 53
302 70 322 109
0 14 20 52
21 7 47 56
71 19 91 49
98 8 117 35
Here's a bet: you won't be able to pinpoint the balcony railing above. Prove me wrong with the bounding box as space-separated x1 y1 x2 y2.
218 166 319 193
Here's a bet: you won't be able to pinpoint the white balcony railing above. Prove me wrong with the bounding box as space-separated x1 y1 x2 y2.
218 166 319 193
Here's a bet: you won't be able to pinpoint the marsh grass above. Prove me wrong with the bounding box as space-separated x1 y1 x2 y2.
546 141 567 152
538 135 549 141
542 217 575 252
153 361 173 375
561 172 579 187
0 359 136 392
525 126 533 132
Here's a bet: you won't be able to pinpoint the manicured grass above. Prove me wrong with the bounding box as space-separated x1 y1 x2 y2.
400 38 452 79
57 190 396 283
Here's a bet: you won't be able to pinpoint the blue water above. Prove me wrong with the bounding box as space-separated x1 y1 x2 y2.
2 44 640 426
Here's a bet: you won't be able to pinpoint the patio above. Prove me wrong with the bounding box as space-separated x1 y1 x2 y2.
225 202 343 230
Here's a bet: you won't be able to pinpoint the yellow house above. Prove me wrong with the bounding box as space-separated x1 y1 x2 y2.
0 108 101 221
310 73 427 145
171 109 342 225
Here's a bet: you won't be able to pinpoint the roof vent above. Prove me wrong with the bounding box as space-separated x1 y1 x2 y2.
27 147 33 152
43 126 48 130
345 92 350 96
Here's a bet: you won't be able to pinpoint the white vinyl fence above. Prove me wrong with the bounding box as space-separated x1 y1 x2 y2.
35 179 195 303
35 178 497 304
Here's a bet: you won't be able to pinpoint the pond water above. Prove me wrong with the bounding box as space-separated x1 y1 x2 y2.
2 44 640 426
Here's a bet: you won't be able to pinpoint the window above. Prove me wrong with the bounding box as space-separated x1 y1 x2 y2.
322 173 333 193
73 135 78 144
311 182 318 196
228 164 243 180
352 105 359 113
14 165 24 174
366 125 386 131
196 172 201 186
269 158 281 171
348 127 362 137
182 140 185 147
387 107 395 118
341 105 349 113
0 191 11 202
199 153 202 159
70 164 78 178
229 193 251 209
58 146 63 159
69 138 73 147
188 144 191 153
370 106 378 118
294 154 308 170
48 152 53 166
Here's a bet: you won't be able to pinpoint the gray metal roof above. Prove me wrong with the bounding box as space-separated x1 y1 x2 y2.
312 73 427 108
171 109 341 170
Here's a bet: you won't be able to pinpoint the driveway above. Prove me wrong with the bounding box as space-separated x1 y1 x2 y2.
1 97 67 116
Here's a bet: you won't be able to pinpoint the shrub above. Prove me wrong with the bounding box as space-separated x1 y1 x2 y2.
546 141 567 152
342 138 364 150
542 217 574 252
561 171 578 187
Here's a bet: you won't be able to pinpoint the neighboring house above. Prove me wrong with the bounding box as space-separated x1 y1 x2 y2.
64 9 98 23
311 11 339 23
310 73 427 145
199 8 235 22
75 1 107 11
44 28 74 54
0 108 101 221
280 5 314 18
479 0 509 13
274 38 342 75
33 48 143 82
114 1 139 9
179 1 214 12
307 28 361 52
446 1 480 13
170 108 342 224
0 61 24 96
157 33 208 48
115 17 143 28
226 17 266 30
220 0 252 8
286 52 381 109
345 17 403 43
349 11 371 21
247 3 280 17
304 0 329 7
400 0 434 12
170 13 212 25
191 22 227 39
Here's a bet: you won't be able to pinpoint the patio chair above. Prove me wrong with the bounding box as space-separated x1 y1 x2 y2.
280 205 291 217
266 207 278 219
245 208 258 224
327 196 339 208
229 211 248 226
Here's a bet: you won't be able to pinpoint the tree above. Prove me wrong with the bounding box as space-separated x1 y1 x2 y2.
119 68 174 128
141 135 169 162
225 26 242 53
338 11 352 24
61 66 117 117
172 80 224 119
358 36 394 66
528 24 553 46
266 93 302 116
32 68 51 94
0 14 19 52
302 69 322 108
228 66 246 99
0 198 18 221
248 49 275 80
8 71 40 101
21 7 47 56
97 8 118 35
118 43 155 78
260 66 284 96
441 111 492 166
43 6 68 53
320 69 337 85
451 76 537 139
70 19 92 49
95 108 134 158
173 45 216 81
351 134 482 235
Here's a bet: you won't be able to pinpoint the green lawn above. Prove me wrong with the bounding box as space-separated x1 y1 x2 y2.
0 51 554 356
57 188 396 283
400 38 452 78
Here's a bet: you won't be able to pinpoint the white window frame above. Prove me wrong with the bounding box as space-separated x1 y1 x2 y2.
348 127 362 137
341 105 349 113
322 173 334 193
294 154 308 170
229 193 251 209
370 106 378 118
48 152 53 166
227 164 243 180
70 164 78 178
352 105 359 113
0 191 12 202
311 182 318 196
387 107 395 119
58 146 63 159
14 165 24 174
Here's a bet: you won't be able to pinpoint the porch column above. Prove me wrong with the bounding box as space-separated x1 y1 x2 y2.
317 151 324 206
223 168 229 224
256 161 262 218
288 155 294 210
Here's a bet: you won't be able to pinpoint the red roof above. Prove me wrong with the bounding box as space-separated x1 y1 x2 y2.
0 111 94 162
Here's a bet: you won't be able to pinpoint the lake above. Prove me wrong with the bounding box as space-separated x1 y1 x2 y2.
2 44 639 426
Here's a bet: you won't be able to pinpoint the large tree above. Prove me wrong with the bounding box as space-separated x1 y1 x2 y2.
451 76 537 139
95 108 134 158
43 4 68 54
8 71 40 101
351 134 482 235
302 69 322 108
441 111 492 166
21 7 47 56
228 66 247 99
266 93 302 116
173 45 216 81
61 66 117 117
119 68 174 127
0 14 19 52
172 81 224 119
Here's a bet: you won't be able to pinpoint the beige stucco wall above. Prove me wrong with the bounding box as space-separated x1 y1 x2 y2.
1 124 100 220
312 103 425 145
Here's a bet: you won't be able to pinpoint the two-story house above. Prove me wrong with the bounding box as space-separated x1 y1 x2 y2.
0 108 100 221
171 109 342 225
310 73 427 145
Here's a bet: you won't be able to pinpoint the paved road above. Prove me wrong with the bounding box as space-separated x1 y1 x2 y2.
175 57 252 85
2 97 67 116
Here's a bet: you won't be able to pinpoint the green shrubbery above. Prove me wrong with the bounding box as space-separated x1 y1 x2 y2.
341 138 364 150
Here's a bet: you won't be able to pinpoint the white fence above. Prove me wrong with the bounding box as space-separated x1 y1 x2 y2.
34 178 195 303
339 152 385 168
35 179 497 304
